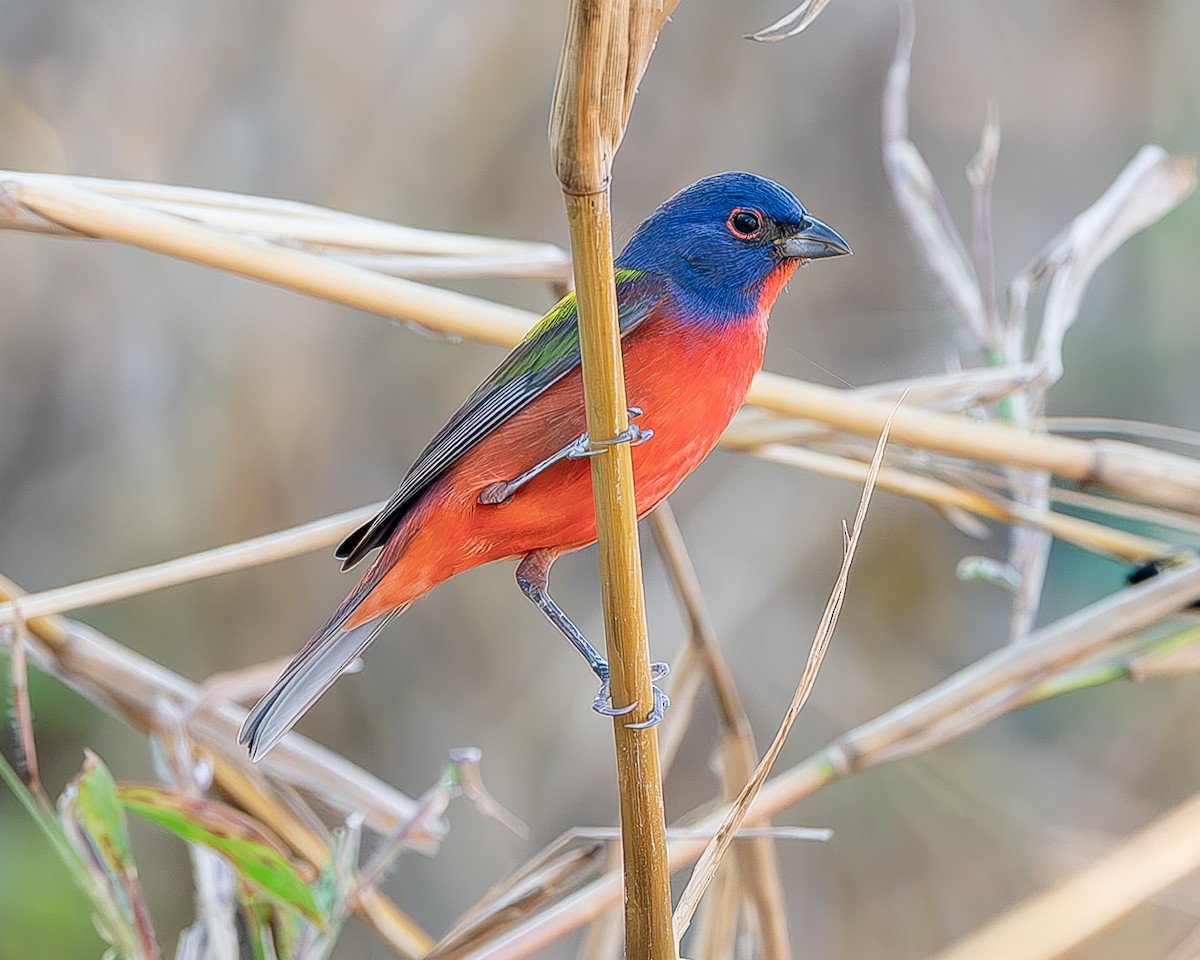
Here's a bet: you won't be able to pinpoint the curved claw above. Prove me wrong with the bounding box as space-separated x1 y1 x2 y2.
591 661 672 727
626 685 671 730
592 676 638 717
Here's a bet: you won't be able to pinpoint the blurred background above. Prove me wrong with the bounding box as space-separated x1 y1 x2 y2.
1 0 1199 956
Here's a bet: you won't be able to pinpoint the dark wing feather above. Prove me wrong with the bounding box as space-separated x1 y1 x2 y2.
335 269 664 569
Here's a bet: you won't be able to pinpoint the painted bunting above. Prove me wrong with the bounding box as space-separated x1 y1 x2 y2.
240 172 850 760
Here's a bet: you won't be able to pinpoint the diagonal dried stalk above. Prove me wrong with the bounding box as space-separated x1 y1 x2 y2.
673 407 890 942
930 785 1200 960
0 503 378 628
550 3 681 958
650 504 791 958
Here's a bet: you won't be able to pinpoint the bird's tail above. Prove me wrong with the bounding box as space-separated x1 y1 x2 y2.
239 583 409 761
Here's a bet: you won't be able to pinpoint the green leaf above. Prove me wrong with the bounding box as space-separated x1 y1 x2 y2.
58 751 160 959
118 783 321 924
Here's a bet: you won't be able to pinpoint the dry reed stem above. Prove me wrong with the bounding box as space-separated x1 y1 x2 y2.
672 407 890 941
0 434 1171 637
550 3 680 958
929 785 1200 960
0 503 378 628
560 193 672 955
0 171 567 266
745 444 1169 562
6 179 533 346
649 505 792 957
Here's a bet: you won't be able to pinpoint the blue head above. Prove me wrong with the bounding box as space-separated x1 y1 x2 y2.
616 172 849 325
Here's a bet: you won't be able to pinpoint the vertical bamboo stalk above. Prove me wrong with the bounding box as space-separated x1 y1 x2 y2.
550 2 678 957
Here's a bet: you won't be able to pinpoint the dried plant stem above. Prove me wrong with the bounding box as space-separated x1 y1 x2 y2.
7 180 531 347
562 183 674 960
930 786 1200 960
650 504 791 957
550 2 679 957
0 504 378 628
673 409 889 941
1 436 1169 637
745 444 1168 562
1 171 559 255
8 170 1200 521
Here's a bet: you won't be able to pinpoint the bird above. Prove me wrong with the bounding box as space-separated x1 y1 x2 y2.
240 172 850 761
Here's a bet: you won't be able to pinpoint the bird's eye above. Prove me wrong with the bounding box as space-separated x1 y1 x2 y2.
727 208 763 238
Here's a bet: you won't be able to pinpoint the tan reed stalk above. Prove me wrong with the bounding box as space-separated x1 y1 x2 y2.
929 786 1200 960
650 505 792 957
549 2 680 956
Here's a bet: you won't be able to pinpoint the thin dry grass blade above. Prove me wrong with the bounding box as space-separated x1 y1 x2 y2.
1046 416 1200 449
1 171 567 262
967 100 1001 344
649 504 792 958
672 404 892 941
745 444 1169 562
0 503 379 627
882 0 987 349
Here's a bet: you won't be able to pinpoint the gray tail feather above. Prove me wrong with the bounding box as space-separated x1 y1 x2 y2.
239 604 407 761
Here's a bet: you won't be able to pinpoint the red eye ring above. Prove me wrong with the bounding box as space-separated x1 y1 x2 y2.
727 208 763 238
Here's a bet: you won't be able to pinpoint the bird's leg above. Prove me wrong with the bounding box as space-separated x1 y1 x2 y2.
515 548 670 727
478 406 652 506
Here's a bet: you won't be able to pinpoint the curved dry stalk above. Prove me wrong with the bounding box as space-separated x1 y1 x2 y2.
650 504 791 958
673 406 889 942
5 179 533 347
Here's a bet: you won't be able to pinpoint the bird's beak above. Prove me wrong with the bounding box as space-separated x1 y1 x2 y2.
777 215 852 260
